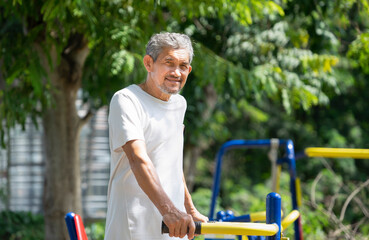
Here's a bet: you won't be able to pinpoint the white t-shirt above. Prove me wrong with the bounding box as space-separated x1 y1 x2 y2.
104 84 188 240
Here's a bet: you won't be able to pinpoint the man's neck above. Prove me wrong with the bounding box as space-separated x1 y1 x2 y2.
139 80 171 102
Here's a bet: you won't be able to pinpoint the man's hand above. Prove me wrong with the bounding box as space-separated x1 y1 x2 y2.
189 208 209 223
162 208 195 239
186 208 208 238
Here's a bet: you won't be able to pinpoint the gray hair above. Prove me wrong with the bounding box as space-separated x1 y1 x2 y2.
146 32 194 63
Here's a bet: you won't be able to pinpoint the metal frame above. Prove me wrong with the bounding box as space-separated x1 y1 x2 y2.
208 139 303 240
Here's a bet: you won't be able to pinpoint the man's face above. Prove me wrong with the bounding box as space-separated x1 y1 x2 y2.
147 47 192 95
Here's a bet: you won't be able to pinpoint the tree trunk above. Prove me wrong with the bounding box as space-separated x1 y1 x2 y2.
36 34 90 239
42 83 82 239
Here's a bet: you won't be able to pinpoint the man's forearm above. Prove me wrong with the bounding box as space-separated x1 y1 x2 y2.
183 174 209 223
124 140 196 239
183 174 196 213
124 140 176 215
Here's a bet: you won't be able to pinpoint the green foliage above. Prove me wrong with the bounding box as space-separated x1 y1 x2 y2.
85 221 106 240
347 32 369 74
0 0 290 143
0 1 54 146
301 207 330 239
153 0 284 26
225 21 339 113
191 188 216 217
0 187 8 208
300 161 369 239
0 211 44 240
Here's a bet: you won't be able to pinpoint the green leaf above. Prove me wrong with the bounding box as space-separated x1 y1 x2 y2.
281 88 291 114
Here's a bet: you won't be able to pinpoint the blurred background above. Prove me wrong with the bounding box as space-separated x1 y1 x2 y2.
0 0 368 239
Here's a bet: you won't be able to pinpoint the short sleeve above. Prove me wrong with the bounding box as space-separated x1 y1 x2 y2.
108 92 145 152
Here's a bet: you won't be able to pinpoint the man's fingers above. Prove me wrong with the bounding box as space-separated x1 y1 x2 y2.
162 211 197 238
179 223 187 238
168 224 175 237
179 216 191 238
164 221 176 237
174 221 181 237
187 219 195 239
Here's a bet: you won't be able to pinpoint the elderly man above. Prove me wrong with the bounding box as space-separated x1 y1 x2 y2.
105 32 208 240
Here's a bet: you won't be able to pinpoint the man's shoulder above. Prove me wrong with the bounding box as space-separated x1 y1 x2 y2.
172 94 187 106
109 85 143 109
114 84 139 96
112 85 140 100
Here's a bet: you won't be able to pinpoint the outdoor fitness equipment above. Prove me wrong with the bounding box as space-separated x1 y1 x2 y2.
65 193 295 240
305 147 369 159
163 192 283 240
65 212 88 240
207 139 303 240
64 139 306 240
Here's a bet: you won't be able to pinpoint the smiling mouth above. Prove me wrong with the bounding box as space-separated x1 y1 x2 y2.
165 77 181 83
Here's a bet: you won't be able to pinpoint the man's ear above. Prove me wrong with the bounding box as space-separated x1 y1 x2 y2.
143 55 154 72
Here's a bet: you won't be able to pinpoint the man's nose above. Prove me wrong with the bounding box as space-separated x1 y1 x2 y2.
172 67 181 77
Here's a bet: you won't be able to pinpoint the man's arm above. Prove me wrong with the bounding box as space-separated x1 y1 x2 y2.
123 139 195 239
183 175 209 222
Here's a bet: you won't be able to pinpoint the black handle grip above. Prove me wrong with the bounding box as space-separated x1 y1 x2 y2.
161 221 202 235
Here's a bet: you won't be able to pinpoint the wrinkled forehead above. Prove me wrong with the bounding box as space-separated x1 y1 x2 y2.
157 47 191 63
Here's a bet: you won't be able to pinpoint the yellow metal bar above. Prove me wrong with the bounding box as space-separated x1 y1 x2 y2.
296 178 302 207
305 147 369 159
250 211 266 222
281 210 300 231
250 210 284 222
201 222 279 236
203 234 237 239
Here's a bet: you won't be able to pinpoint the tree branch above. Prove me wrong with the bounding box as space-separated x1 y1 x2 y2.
320 158 369 219
339 178 369 221
61 33 90 86
352 217 367 235
308 158 369 238
305 199 353 239
327 193 339 215
310 171 323 207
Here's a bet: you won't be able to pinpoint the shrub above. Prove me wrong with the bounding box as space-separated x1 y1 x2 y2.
0 211 44 240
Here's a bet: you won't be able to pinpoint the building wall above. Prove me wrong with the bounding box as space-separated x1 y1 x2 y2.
0 104 110 220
